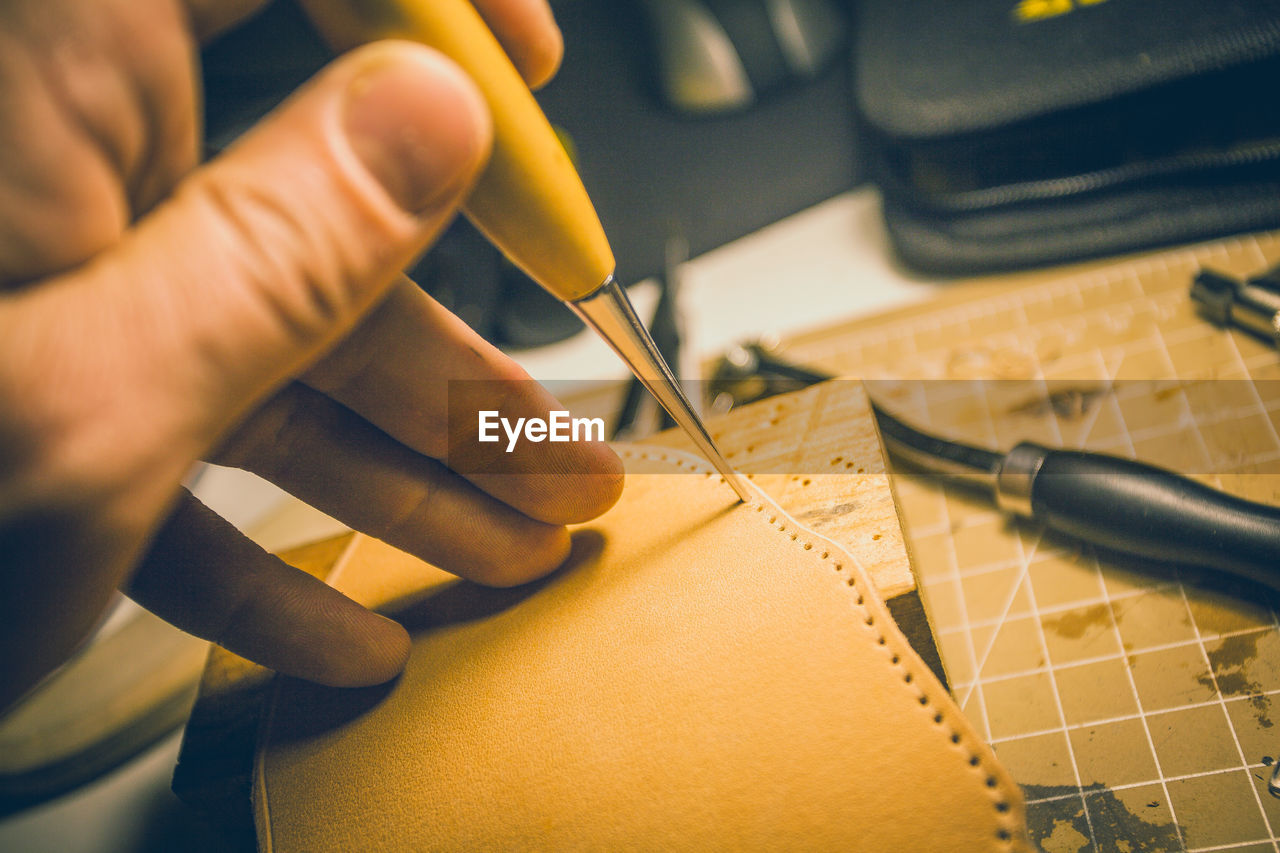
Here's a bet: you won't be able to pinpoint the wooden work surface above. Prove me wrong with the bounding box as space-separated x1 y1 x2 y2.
771 231 1280 853
173 381 924 847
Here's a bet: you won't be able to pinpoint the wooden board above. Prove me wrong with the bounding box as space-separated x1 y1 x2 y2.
173 382 923 846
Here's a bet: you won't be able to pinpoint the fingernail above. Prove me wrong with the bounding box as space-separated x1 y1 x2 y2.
343 46 491 215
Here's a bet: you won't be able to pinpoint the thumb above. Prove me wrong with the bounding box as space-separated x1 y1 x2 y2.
80 41 492 449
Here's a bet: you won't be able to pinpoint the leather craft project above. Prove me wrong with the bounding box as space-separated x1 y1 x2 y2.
254 446 1030 850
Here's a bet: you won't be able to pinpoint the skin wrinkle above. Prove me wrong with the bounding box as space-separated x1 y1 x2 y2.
21 0 190 230
52 18 150 195
141 54 458 443
377 483 570 587
80 0 201 212
163 174 376 433
121 3 201 215
265 396 439 562
261 397 361 502
212 384 312 479
368 468 440 556
199 177 351 353
0 36 127 284
19 5 134 178
304 280 546 463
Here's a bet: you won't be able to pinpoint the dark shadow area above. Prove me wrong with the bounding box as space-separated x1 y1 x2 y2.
267 678 399 746
134 786 231 853
395 528 606 634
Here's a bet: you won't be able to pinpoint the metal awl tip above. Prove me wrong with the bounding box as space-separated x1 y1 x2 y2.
570 276 752 503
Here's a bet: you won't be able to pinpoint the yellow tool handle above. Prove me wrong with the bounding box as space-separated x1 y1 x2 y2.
299 0 616 301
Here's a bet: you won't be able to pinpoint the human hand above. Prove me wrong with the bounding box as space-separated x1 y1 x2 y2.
0 0 623 710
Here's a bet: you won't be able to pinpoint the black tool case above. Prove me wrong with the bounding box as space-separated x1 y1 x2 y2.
854 0 1280 274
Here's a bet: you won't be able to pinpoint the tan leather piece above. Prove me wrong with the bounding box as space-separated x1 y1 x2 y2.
254 446 1030 851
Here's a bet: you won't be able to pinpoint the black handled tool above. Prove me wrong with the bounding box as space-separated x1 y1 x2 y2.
874 404 1280 585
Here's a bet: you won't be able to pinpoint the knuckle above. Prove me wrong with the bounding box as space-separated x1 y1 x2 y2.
371 474 439 546
191 173 354 344
183 151 409 356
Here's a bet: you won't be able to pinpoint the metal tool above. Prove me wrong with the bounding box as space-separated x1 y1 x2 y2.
612 234 688 440
1191 267 1280 347
297 0 750 502
707 339 832 414
874 403 1280 586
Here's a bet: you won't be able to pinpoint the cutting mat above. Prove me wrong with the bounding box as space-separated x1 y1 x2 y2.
777 232 1280 852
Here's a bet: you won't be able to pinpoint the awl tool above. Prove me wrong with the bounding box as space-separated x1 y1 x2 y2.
297 0 750 502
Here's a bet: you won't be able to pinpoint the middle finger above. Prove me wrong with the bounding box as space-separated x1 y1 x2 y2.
213 381 573 587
